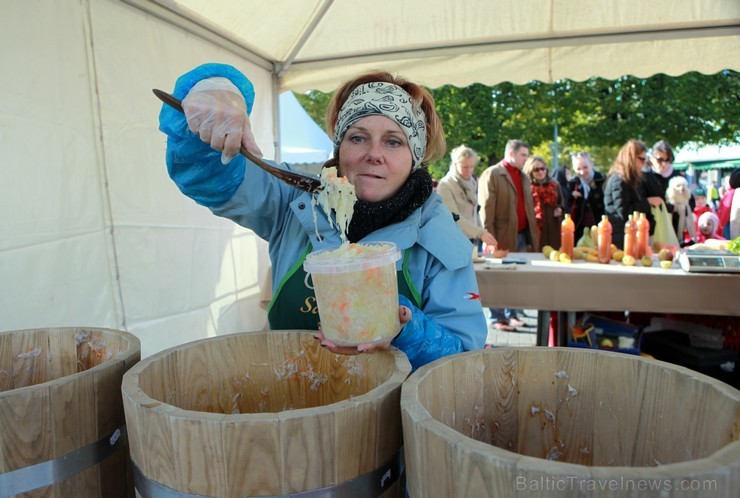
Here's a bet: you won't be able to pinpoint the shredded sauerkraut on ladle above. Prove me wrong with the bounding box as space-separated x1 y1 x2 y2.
311 166 357 244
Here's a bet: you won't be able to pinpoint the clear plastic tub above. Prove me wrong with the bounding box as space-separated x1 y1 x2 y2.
304 242 402 346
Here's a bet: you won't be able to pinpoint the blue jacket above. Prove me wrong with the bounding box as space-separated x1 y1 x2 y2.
159 64 487 369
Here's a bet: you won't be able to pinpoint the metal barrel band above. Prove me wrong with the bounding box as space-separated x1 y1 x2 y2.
133 446 404 498
0 425 127 498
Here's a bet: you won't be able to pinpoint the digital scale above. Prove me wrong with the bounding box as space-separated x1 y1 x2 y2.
677 249 740 274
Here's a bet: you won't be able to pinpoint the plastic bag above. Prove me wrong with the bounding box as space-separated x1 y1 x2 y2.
651 201 679 251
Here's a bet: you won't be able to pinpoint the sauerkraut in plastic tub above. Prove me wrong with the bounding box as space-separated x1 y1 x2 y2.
304 242 402 346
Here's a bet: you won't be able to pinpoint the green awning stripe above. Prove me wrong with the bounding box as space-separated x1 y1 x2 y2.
674 160 740 171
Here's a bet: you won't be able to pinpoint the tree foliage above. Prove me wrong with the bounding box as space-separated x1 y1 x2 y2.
292 71 740 179
294 91 333 133
429 84 501 177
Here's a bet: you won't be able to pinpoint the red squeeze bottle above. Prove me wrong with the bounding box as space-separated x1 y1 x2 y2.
636 212 649 259
597 215 613 264
623 214 636 259
560 214 575 260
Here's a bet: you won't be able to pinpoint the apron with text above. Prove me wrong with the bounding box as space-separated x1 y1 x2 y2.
267 244 422 330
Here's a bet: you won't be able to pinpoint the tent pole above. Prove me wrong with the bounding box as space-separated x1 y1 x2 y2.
273 69 281 163
551 83 559 172
276 0 336 77
552 119 559 171
83 0 128 329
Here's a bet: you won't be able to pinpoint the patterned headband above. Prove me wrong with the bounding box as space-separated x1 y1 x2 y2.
333 82 427 170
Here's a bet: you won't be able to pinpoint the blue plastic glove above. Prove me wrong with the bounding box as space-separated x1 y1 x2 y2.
392 295 464 371
159 64 258 207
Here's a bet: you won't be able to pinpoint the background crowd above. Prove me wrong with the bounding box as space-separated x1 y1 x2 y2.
437 139 740 331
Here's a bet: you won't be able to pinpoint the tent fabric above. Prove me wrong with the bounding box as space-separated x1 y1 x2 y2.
674 144 740 170
124 0 740 92
279 91 333 165
675 143 740 163
2 0 274 358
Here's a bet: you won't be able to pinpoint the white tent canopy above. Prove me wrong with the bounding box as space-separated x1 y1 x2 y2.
676 143 740 163
2 0 275 358
279 91 333 167
1 0 738 358
123 0 740 92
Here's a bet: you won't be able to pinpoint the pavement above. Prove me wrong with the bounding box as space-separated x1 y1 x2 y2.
485 309 538 348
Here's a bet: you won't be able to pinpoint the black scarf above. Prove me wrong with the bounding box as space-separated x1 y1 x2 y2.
346 169 434 243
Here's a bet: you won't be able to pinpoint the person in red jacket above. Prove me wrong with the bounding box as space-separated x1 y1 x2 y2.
717 179 736 239
692 187 713 234
696 212 725 243
478 139 540 331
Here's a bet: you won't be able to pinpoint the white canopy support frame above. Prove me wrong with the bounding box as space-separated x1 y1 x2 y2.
122 0 740 92
274 0 336 78
120 0 740 166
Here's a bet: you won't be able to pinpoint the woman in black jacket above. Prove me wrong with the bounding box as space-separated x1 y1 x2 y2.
567 152 606 241
604 140 652 248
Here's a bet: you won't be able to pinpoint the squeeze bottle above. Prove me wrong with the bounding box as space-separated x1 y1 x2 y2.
560 214 575 260
636 212 650 259
623 214 636 259
597 215 613 264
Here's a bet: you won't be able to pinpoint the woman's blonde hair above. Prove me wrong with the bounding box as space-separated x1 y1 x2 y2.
449 144 479 172
325 71 446 166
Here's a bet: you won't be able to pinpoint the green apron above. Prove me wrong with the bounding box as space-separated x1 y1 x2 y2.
267 244 422 330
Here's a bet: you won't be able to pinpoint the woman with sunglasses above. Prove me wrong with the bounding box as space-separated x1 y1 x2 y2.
523 156 563 251
642 140 694 244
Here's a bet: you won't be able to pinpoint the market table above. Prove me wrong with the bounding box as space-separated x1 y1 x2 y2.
475 252 739 346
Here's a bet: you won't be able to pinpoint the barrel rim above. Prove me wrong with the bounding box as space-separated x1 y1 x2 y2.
0 326 141 398
401 346 740 475
122 329 411 420
406 347 740 399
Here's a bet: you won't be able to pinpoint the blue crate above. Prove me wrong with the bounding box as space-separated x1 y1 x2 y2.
567 341 641 356
569 314 643 355
583 314 641 337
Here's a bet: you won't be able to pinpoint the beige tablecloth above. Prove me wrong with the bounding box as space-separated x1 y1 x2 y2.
475 253 739 317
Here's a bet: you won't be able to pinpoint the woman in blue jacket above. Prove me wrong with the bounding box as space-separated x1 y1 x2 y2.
159 64 487 370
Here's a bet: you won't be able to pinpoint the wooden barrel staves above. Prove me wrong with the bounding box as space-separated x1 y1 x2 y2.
121 330 411 497
0 327 141 497
401 347 740 498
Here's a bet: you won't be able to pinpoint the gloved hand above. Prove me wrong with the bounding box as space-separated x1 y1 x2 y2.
313 305 413 355
182 77 262 164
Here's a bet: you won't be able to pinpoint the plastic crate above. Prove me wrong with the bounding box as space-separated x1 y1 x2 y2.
568 314 642 355
567 341 641 356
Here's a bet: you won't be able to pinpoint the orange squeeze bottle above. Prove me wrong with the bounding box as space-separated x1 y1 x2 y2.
597 215 613 264
560 214 575 260
636 212 649 259
623 214 636 259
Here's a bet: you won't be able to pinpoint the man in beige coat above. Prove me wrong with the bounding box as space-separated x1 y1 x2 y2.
478 139 540 331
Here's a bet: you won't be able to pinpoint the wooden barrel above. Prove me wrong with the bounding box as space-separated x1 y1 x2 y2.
401 347 740 498
121 330 411 497
0 327 141 497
